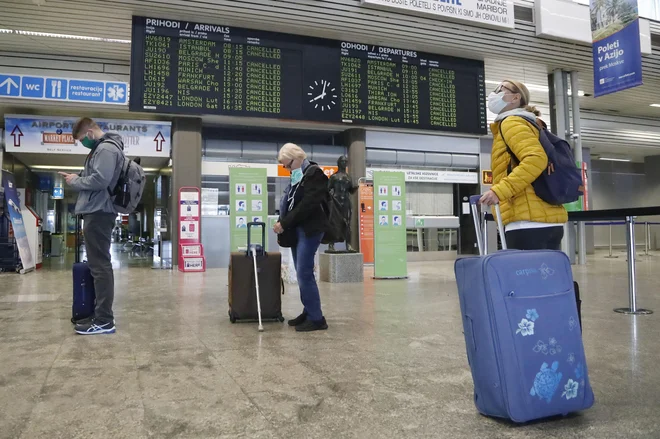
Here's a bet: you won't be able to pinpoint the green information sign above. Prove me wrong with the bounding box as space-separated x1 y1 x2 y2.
563 197 583 212
229 168 268 251
373 171 407 279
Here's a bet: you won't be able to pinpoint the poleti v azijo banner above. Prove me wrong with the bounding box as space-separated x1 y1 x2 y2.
590 0 642 97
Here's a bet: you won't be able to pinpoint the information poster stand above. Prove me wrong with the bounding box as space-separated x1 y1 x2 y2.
178 187 206 272
2 172 34 274
229 168 268 251
358 179 374 265
373 171 407 279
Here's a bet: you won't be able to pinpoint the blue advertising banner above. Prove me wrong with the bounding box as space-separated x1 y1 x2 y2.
2 173 34 272
591 0 642 97
3 114 171 158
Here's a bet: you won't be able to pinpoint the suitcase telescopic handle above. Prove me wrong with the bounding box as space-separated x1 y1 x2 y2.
247 221 266 254
75 215 81 264
469 195 507 255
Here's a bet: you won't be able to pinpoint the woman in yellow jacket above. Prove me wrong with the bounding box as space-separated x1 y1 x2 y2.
479 80 568 250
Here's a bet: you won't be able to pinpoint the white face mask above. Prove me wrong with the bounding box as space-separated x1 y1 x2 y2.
487 91 508 114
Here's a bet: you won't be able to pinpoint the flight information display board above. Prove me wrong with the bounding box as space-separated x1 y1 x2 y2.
130 16 487 135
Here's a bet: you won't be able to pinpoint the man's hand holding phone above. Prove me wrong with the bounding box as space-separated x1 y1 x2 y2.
58 172 77 185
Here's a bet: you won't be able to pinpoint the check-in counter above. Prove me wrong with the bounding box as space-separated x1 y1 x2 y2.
202 214 460 268
406 216 460 253
406 216 459 229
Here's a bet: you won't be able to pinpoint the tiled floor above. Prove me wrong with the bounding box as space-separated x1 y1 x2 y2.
1 249 660 438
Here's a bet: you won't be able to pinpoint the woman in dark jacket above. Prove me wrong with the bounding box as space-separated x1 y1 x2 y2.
274 143 329 332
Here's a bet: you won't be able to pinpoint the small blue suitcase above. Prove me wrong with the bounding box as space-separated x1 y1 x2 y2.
454 197 594 423
72 216 95 323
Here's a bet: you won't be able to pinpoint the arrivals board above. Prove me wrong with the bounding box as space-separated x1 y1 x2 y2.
130 16 487 135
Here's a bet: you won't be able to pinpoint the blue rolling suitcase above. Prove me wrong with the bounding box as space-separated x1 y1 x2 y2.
454 196 594 423
72 216 95 323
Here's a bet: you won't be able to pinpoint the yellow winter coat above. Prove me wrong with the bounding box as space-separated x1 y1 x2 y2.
490 117 568 226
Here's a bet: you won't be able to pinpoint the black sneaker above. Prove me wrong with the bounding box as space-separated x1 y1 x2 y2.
75 320 116 335
295 317 328 332
288 312 307 327
74 317 115 327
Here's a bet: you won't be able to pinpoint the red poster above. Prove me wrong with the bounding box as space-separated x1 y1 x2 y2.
179 188 200 245
358 183 374 264
178 187 205 272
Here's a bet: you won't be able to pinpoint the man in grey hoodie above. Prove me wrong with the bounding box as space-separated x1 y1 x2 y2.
60 117 123 335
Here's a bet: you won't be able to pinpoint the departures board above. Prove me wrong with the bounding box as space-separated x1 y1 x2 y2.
130 16 487 135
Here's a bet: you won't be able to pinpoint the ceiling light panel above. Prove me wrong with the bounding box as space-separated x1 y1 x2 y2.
0 28 130 44
598 157 631 162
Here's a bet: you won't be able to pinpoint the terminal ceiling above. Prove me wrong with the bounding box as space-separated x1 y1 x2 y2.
1 0 660 162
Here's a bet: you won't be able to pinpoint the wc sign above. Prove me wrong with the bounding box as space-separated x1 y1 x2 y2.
22 77 44 97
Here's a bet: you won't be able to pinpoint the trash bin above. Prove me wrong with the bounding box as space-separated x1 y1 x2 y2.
42 231 52 257
51 234 64 257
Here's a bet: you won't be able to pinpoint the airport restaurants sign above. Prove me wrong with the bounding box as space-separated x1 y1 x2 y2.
4 114 171 158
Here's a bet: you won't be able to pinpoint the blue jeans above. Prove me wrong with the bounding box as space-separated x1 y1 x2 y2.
291 227 324 321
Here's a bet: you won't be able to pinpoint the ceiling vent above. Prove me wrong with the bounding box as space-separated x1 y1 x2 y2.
514 5 534 23
651 33 660 47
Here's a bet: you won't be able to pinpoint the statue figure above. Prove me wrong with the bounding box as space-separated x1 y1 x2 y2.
327 156 358 253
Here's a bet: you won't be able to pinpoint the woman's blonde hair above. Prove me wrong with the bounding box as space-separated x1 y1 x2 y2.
278 143 307 162
503 79 540 115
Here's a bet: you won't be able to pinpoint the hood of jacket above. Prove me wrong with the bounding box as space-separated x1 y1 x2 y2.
96 132 124 150
494 108 538 123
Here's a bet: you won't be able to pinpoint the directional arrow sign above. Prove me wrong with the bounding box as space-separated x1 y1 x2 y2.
10 125 23 147
154 131 165 152
0 75 20 96
1 77 18 93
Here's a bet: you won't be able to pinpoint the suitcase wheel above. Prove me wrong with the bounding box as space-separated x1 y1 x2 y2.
278 315 285 323
229 310 236 324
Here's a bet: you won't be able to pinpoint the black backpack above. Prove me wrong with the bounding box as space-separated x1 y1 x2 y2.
103 138 146 214
503 116 584 206
277 164 345 247
303 165 345 245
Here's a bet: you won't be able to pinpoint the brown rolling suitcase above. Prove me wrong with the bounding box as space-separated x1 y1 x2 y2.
228 222 284 324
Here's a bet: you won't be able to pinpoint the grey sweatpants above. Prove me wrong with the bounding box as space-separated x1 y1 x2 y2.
83 212 116 324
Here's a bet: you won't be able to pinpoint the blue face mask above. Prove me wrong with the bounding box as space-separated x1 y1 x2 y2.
290 168 303 185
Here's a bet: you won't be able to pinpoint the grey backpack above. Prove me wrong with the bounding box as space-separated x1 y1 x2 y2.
104 138 146 214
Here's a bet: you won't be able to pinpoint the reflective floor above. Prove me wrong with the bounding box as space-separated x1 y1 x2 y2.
1 249 659 438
